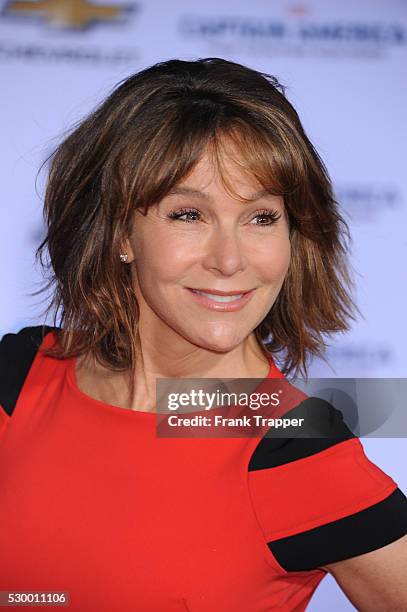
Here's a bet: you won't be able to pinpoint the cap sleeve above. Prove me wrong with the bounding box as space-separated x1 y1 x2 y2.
0 325 55 418
247 397 407 572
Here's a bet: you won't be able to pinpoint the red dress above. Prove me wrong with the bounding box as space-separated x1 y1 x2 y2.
0 327 406 611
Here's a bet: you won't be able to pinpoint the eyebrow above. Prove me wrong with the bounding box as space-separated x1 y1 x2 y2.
167 187 277 202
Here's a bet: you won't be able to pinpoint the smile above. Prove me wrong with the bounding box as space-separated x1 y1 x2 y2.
185 287 256 312
192 290 244 302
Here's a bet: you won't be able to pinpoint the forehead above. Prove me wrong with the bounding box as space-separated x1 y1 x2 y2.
171 149 272 203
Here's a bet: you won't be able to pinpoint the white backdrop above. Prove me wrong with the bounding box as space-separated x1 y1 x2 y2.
1 1 406 609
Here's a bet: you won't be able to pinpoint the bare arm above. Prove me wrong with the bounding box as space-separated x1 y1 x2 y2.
322 534 407 611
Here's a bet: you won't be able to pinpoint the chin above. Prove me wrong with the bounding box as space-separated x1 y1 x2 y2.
187 330 246 354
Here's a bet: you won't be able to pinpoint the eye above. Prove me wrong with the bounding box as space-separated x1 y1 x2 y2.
167 207 282 226
167 208 201 223
251 209 282 227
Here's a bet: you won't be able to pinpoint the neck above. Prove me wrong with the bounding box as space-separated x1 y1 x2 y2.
134 328 270 380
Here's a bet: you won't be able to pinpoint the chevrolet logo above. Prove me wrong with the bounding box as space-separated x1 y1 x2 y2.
3 0 134 29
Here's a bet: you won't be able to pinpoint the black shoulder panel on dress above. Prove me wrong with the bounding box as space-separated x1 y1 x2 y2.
0 325 57 417
268 487 407 571
248 397 355 471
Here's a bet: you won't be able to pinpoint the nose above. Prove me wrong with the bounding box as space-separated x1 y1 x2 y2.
202 226 246 276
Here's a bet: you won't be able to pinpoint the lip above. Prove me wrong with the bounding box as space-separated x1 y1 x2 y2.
185 287 256 312
187 287 251 296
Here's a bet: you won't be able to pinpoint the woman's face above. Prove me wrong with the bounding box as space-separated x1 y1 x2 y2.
125 148 291 354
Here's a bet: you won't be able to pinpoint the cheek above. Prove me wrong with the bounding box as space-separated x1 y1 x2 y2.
256 235 291 282
131 229 192 285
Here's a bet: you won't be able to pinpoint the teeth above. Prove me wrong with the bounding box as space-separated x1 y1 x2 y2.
192 290 244 302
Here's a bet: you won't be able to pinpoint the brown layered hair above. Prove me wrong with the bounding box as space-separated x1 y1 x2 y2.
34 57 359 400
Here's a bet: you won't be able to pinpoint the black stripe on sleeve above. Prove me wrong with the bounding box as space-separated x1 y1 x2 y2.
0 325 56 417
268 488 407 571
248 397 355 471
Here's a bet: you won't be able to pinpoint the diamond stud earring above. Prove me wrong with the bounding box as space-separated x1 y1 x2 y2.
119 253 129 263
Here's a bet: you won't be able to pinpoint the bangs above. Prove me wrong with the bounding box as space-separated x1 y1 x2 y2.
121 101 306 218
209 121 305 203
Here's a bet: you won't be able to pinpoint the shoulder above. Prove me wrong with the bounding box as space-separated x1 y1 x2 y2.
0 325 58 417
249 396 355 469
247 397 407 572
0 325 56 351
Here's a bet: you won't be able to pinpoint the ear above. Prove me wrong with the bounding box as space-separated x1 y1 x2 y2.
121 237 135 263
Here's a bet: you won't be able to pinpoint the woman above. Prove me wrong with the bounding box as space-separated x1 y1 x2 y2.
0 58 406 611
